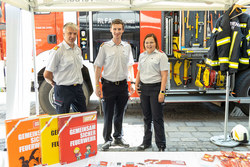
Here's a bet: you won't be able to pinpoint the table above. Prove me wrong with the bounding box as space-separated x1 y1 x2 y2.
0 151 231 167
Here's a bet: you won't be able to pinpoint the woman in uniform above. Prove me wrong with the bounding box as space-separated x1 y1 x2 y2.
135 33 169 151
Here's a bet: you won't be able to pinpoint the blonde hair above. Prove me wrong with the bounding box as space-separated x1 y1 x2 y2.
63 22 78 33
74 147 80 153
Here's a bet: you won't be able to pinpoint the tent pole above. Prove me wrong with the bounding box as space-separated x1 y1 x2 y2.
224 71 230 140
89 11 93 62
249 104 250 129
30 7 40 115
210 71 239 147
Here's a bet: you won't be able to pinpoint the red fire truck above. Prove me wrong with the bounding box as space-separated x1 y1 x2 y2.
0 1 6 92
0 2 5 61
1 5 250 115
33 10 250 116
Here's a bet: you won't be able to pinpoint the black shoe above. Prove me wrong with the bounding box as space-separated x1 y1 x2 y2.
137 144 152 151
101 141 112 151
114 138 130 148
158 147 165 152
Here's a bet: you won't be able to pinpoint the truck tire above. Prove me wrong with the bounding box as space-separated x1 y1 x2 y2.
234 69 250 116
39 80 90 115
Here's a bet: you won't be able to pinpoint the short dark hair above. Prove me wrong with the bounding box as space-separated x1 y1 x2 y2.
143 33 159 50
111 19 125 29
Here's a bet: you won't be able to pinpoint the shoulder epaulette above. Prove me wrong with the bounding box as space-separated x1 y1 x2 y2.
53 46 60 50
100 43 105 47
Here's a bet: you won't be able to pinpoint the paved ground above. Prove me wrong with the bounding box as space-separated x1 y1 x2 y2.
0 92 250 152
95 101 250 152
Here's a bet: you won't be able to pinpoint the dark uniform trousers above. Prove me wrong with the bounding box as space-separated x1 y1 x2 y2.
101 78 129 142
140 83 166 149
54 84 87 114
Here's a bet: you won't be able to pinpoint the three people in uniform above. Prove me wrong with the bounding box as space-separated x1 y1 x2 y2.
45 21 168 151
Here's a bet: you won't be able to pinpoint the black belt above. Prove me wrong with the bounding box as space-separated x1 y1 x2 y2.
59 84 82 87
140 82 161 86
101 78 127 85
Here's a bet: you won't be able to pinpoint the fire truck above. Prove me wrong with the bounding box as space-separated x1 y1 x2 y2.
33 10 250 116
0 4 249 115
0 1 6 92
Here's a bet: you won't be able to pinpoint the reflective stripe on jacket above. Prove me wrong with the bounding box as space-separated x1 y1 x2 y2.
206 7 249 74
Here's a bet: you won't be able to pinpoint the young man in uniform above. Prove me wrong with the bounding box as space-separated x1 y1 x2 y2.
44 22 87 114
94 19 135 151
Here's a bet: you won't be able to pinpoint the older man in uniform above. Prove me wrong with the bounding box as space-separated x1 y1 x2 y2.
44 22 87 114
94 19 135 151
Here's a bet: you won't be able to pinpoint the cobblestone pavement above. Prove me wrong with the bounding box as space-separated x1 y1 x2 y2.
1 92 250 152
95 101 250 152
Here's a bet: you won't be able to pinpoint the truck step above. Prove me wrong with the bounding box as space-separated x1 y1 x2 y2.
164 95 250 104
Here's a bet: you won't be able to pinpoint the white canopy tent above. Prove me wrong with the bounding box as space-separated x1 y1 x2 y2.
1 0 250 119
2 0 250 12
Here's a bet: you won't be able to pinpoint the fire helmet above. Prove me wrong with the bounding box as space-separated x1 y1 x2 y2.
230 124 249 143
